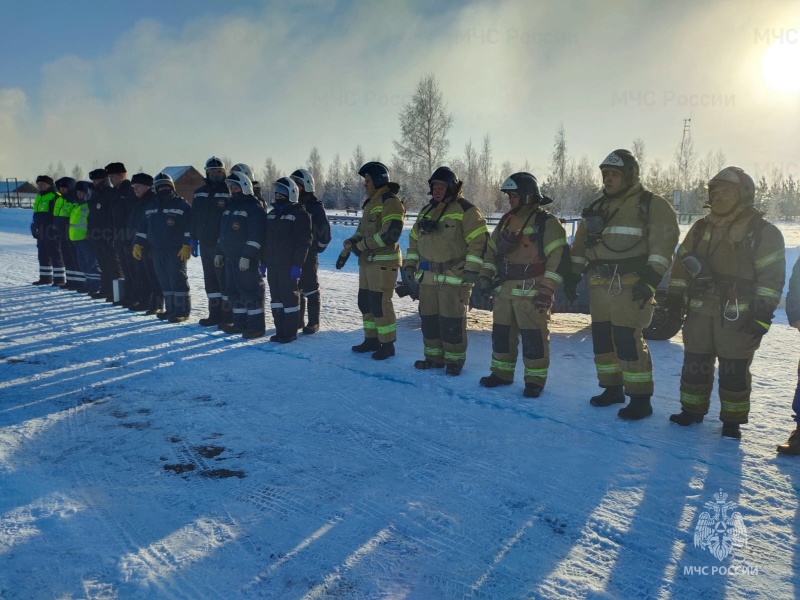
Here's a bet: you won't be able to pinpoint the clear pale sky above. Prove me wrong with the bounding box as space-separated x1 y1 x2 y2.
2 0 798 181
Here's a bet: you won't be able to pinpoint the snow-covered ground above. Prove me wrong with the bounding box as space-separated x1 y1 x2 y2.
1 206 799 600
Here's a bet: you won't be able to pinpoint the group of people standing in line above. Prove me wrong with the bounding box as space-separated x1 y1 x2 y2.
29 150 800 454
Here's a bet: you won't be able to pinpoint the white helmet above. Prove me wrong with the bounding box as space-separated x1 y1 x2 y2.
230 163 255 182
290 168 315 193
273 176 299 204
225 171 253 196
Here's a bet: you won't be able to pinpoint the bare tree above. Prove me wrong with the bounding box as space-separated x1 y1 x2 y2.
392 73 454 192
323 153 343 209
478 133 493 208
45 161 67 180
71 164 84 181
307 147 325 198
261 158 280 189
632 138 647 178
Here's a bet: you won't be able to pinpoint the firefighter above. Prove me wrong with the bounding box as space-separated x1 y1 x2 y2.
54 177 82 290
403 166 488 375
230 163 265 208
567 149 679 419
291 168 332 334
477 173 567 396
347 162 405 360
666 167 785 439
68 181 101 294
260 177 312 343
129 173 163 313
31 175 65 286
191 156 231 327
778 255 800 455
87 168 122 300
213 171 268 339
132 172 192 323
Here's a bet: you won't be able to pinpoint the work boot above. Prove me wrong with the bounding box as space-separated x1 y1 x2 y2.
618 395 653 420
777 428 800 455
199 301 222 327
222 323 245 334
524 383 544 398
669 411 704 426
590 385 625 407
414 358 444 370
304 294 321 334
479 373 513 388
157 312 172 320
242 329 265 340
445 363 463 376
372 341 395 360
169 315 189 323
199 314 221 327
32 278 51 286
352 338 380 353
722 422 741 439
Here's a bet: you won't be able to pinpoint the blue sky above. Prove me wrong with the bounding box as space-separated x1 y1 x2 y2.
2 0 799 184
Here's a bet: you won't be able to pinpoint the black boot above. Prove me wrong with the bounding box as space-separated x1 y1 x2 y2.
777 428 800 455
199 299 222 327
269 308 284 342
303 294 320 334
280 311 299 343
372 341 395 360
414 358 444 370
352 338 380 353
618 395 653 420
669 411 704 426
722 422 741 439
590 385 625 407
445 363 462 376
479 373 513 388
524 383 543 398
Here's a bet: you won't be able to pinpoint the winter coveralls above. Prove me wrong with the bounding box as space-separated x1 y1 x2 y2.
405 191 488 367
479 204 567 387
32 188 64 284
125 188 157 308
134 193 192 318
571 184 680 397
87 181 122 297
298 192 332 330
262 201 312 339
350 183 405 344
191 180 231 323
217 193 268 332
668 206 785 423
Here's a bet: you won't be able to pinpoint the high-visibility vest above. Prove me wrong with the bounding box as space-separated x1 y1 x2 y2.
69 202 89 241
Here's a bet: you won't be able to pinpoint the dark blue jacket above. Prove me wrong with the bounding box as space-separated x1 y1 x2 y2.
126 190 156 243
191 179 230 245
217 193 267 260
262 201 312 268
135 192 191 251
299 192 331 254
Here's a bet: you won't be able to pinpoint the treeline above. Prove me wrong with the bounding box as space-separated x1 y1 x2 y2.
29 74 800 220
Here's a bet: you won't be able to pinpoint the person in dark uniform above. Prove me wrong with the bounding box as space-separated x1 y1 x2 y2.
214 171 267 338
106 162 136 306
261 177 312 343
31 175 64 286
132 172 192 322
87 168 122 300
291 168 331 334
191 156 231 327
129 173 162 313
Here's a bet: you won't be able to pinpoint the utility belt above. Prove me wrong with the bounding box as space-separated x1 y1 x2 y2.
691 274 755 299
587 255 647 278
496 261 546 281
419 256 464 273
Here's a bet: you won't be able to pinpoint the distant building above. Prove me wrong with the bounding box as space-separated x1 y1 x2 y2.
159 166 204 205
1 180 39 208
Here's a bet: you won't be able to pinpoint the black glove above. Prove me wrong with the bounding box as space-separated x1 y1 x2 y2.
403 264 416 281
632 266 662 306
351 244 362 257
30 223 38 238
662 293 685 321
478 276 494 298
740 299 774 338
335 249 351 270
563 272 582 303
533 286 554 313
461 270 480 285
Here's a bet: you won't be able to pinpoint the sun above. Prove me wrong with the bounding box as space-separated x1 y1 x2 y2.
761 41 800 93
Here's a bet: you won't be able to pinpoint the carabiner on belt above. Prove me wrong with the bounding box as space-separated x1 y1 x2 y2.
608 264 622 297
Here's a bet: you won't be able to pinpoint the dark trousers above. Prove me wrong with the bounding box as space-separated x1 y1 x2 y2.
201 242 227 317
93 236 121 296
153 249 190 317
225 259 265 331
122 242 151 303
36 225 64 282
74 240 100 292
58 228 80 287
267 264 300 337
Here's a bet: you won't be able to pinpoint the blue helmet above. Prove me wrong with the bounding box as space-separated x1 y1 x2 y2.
358 161 390 188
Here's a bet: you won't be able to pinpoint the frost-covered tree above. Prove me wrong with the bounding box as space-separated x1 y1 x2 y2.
307 147 325 199
71 164 83 181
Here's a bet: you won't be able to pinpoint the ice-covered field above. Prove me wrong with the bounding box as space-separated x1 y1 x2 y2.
1 206 799 599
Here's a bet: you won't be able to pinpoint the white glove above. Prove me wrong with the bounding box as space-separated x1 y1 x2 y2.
239 257 250 272
214 255 224 268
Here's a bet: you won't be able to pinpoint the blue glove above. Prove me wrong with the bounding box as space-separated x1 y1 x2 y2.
290 265 302 280
189 239 199 257
259 262 267 277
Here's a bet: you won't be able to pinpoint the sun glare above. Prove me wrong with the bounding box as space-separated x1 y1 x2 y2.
761 41 800 93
